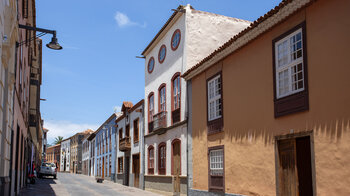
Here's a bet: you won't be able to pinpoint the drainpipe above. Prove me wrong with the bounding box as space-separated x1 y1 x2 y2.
141 103 145 190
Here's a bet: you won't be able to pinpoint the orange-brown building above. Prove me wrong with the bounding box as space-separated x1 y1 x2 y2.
46 144 61 171
183 0 350 195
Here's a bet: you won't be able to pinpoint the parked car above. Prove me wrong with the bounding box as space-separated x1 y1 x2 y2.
38 162 57 179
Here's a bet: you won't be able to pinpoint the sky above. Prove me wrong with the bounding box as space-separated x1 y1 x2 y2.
36 0 281 144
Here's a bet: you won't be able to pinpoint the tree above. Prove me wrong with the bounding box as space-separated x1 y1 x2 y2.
54 136 64 145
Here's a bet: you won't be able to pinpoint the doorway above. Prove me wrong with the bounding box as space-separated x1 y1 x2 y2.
132 154 140 188
277 135 314 196
172 140 181 193
125 156 130 186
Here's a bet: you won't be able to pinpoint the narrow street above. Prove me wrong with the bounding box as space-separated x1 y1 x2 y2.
19 173 160 196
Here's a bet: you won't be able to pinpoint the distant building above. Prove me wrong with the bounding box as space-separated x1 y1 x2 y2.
95 114 116 181
46 144 61 170
60 138 71 172
115 100 144 189
82 134 91 175
70 129 93 174
87 132 96 176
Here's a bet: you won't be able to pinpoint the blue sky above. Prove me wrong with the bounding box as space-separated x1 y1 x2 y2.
36 0 280 144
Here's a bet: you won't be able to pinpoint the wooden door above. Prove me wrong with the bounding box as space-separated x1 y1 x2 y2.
278 139 298 196
133 154 140 188
102 157 105 178
173 141 181 193
125 156 130 186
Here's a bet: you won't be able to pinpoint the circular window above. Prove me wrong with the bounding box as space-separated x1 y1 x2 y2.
148 57 155 73
158 44 166 64
171 29 181 51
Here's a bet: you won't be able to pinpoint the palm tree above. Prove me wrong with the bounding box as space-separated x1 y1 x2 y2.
54 136 64 145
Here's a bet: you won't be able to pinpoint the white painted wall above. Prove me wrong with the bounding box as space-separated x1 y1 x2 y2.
60 139 70 172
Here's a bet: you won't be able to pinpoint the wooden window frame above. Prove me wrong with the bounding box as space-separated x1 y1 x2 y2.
148 145 154 174
208 145 225 192
133 118 139 143
171 139 181 175
125 124 130 138
206 72 223 135
171 72 181 125
118 157 123 174
158 142 166 175
158 83 166 113
148 92 154 123
119 128 123 141
272 22 309 118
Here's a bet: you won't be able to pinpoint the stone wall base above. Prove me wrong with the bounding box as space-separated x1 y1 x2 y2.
189 189 246 196
0 176 11 196
145 175 187 194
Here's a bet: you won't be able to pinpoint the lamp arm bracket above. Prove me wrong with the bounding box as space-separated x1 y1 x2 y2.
18 24 56 36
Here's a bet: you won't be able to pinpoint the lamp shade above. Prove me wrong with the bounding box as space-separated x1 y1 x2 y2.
46 36 62 50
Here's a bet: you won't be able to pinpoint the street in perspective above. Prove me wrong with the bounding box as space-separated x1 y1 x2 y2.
1 0 349 196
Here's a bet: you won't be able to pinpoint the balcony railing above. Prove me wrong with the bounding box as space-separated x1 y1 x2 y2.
119 136 131 152
152 111 167 134
172 108 180 124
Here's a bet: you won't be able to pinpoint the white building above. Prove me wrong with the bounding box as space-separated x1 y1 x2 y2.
115 100 144 189
88 133 96 176
60 138 71 172
142 4 250 194
82 135 90 175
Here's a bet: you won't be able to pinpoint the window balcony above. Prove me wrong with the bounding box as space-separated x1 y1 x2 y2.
119 137 131 152
172 108 180 124
151 111 167 135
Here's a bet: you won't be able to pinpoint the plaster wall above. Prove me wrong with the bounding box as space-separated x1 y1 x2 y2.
185 9 250 71
190 0 350 195
144 123 187 176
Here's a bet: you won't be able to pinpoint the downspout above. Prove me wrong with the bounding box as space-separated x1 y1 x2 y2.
141 103 145 190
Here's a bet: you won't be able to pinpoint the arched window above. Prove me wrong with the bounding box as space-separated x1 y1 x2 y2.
158 143 166 175
148 92 155 133
171 73 181 124
148 145 154 174
158 84 166 112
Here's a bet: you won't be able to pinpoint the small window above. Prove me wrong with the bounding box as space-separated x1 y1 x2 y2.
118 157 123 173
158 143 166 175
273 22 309 117
148 93 154 122
171 29 181 51
148 57 155 73
119 128 123 141
148 146 154 174
208 146 224 192
158 45 166 64
134 118 139 143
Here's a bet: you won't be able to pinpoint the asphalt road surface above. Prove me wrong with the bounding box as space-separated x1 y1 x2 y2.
19 172 161 196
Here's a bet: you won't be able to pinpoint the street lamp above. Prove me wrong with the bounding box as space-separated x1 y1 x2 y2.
17 24 63 50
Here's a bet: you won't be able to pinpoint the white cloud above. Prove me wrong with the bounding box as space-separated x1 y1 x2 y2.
114 11 146 28
44 120 99 145
113 106 121 113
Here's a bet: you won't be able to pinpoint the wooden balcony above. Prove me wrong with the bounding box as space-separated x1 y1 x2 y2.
119 137 131 152
172 108 180 124
152 111 167 135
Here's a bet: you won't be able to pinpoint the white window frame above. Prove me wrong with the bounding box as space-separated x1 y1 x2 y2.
275 28 304 99
207 75 222 121
209 149 223 176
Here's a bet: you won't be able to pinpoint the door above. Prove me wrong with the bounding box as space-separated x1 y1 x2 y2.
173 141 181 193
125 156 130 186
133 154 140 188
102 157 105 178
278 139 298 196
277 136 313 196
